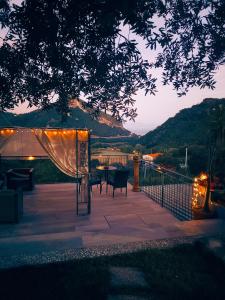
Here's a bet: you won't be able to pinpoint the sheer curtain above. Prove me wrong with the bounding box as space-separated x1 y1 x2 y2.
0 128 16 152
33 129 89 177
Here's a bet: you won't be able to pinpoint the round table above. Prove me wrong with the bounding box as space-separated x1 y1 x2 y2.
96 165 117 179
96 166 117 191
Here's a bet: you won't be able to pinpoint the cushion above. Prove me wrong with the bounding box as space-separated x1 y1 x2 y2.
10 172 29 179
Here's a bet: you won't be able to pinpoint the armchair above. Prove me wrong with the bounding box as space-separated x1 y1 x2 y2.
89 170 103 194
107 169 129 197
7 168 34 191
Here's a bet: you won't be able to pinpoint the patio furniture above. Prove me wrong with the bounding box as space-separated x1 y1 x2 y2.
96 165 117 180
0 188 23 223
89 171 103 194
6 168 34 191
74 175 82 193
106 169 130 197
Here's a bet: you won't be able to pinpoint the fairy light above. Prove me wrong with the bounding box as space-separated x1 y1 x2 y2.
192 173 208 208
0 128 15 135
27 156 35 160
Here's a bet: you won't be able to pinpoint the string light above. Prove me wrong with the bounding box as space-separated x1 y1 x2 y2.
192 173 208 208
0 128 15 135
27 156 35 160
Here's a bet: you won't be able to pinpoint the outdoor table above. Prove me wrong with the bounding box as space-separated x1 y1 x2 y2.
96 165 117 180
96 165 117 192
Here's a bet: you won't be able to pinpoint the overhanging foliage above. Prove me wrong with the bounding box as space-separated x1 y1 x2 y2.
0 0 224 120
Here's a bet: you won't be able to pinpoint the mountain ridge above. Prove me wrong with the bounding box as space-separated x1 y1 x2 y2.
0 99 131 137
140 98 225 148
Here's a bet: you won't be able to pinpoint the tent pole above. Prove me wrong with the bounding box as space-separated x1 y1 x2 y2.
76 129 79 215
88 130 91 214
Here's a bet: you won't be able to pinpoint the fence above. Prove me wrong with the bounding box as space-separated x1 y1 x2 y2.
140 161 194 220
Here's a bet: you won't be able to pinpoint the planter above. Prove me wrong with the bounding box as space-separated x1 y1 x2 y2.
215 203 225 219
193 205 217 220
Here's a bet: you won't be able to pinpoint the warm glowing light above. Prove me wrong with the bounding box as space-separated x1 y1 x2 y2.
78 130 89 141
27 156 35 161
200 173 207 181
192 172 208 209
0 128 15 135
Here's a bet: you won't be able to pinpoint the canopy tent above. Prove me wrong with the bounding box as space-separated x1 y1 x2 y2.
0 127 90 177
0 127 91 215
0 128 16 152
1 127 46 159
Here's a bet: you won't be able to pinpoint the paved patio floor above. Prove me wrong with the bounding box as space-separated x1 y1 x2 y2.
0 183 225 261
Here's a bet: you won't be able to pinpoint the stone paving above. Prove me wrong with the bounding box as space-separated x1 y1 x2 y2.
108 267 150 300
0 183 225 269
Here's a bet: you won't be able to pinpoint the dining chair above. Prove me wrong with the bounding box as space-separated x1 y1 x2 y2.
106 169 129 197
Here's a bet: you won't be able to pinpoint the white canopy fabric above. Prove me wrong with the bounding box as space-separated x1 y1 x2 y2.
0 127 89 177
0 128 16 152
34 129 89 177
1 128 46 158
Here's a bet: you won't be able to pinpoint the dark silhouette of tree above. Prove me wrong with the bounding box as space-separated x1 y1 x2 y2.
0 0 225 119
204 104 225 212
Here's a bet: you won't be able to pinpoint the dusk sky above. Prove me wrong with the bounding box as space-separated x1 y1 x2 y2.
12 64 225 135
12 48 225 135
4 0 225 135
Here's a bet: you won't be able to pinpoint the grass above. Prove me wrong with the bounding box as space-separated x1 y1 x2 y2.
1 243 225 300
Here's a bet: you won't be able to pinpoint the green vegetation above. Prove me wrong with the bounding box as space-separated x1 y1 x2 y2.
141 98 225 148
0 159 73 184
0 106 130 137
0 244 225 300
142 99 225 198
1 1 225 119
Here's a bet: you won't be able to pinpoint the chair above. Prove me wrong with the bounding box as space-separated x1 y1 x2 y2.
0 188 23 223
6 168 34 191
107 169 129 197
74 175 82 193
89 171 103 194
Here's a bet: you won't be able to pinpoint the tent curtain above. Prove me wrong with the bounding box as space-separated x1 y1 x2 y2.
33 129 89 177
1 128 47 158
0 129 16 152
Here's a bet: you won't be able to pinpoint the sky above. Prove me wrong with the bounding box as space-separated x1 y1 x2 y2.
3 1 225 135
124 64 225 134
11 64 225 135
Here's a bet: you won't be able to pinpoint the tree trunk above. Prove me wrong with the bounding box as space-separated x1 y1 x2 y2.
204 146 215 212
204 176 211 212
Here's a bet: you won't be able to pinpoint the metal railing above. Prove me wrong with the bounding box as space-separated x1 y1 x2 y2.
140 161 194 221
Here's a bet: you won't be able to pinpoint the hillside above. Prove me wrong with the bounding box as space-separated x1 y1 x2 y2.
0 99 130 137
140 98 225 148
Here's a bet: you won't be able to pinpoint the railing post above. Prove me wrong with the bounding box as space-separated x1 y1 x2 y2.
161 172 164 207
133 153 140 192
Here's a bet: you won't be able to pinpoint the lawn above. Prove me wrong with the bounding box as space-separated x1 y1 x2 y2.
0 243 225 300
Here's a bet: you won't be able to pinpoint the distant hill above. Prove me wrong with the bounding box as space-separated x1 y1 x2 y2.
0 99 131 137
140 98 225 148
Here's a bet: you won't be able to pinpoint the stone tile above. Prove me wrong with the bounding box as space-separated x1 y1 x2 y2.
143 222 161 229
106 214 145 226
110 267 148 288
75 222 110 232
138 213 178 226
82 232 145 247
1 182 225 259
0 234 83 256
